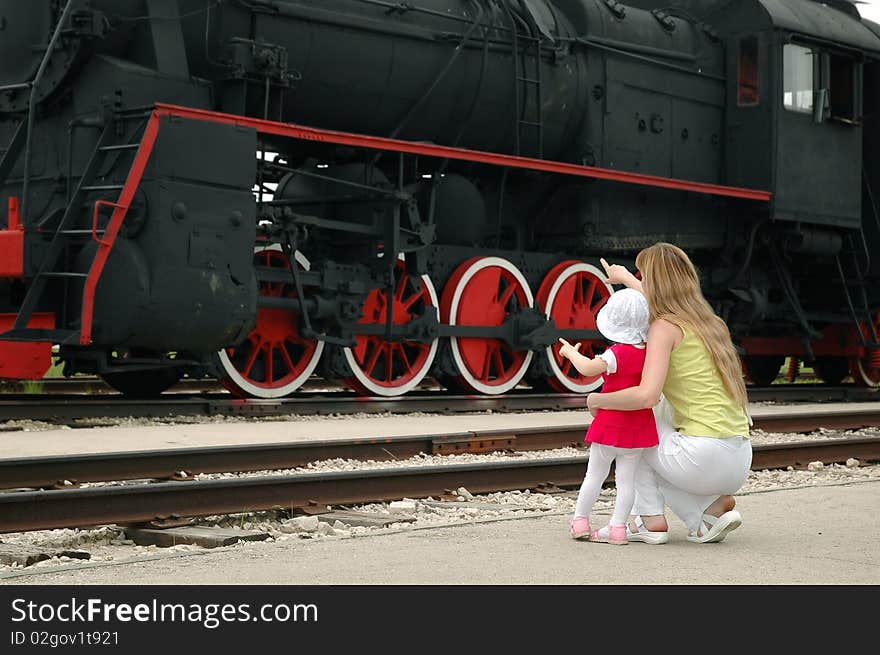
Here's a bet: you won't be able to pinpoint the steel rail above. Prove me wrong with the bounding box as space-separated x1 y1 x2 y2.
0 457 587 534
0 378 223 395
0 438 877 534
0 391 589 422
750 437 880 470
0 426 580 490
0 387 876 423
3 420 880 492
754 406 880 432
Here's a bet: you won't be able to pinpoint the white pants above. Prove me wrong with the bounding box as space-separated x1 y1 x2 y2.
574 443 646 527
632 398 753 532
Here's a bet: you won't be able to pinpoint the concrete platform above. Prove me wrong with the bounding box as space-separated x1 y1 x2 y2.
1 401 878 460
2 480 877 584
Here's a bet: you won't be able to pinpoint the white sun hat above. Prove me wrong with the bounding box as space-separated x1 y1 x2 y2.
595 288 650 345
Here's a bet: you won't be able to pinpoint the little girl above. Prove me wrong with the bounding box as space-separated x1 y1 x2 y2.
558 287 658 545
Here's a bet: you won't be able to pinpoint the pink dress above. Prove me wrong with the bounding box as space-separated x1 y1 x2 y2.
585 344 659 448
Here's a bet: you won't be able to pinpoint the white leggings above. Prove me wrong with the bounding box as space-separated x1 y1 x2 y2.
573 443 645 527
632 398 753 532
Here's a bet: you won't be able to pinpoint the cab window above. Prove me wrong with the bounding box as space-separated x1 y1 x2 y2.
737 36 759 106
829 53 857 122
783 44 814 113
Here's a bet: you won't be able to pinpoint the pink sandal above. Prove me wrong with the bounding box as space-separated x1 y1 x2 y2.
570 517 592 540
588 524 628 545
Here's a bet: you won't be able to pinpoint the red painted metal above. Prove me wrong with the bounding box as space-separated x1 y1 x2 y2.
0 231 24 278
7 196 21 230
786 357 799 382
0 196 24 278
0 312 55 379
848 312 880 387
154 104 772 201
92 199 123 246
79 113 162 345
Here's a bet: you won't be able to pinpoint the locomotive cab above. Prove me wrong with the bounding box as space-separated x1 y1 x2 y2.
716 0 880 229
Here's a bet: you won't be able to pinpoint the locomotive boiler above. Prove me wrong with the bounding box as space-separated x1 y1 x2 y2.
0 0 878 398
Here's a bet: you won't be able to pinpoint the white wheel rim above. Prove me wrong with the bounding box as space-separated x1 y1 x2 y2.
216 246 324 398
543 262 611 393
856 359 880 388
448 257 534 395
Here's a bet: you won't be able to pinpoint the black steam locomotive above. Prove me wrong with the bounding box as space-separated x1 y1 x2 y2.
0 0 878 397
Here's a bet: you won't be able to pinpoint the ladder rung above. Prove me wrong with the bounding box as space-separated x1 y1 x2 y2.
517 77 540 84
82 184 124 192
56 229 105 235
98 144 140 152
38 272 88 279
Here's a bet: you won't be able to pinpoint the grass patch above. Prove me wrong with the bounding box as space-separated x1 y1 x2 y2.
44 356 65 379
20 380 44 394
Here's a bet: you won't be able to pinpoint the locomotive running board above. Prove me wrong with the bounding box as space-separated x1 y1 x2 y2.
153 103 773 202
69 103 770 346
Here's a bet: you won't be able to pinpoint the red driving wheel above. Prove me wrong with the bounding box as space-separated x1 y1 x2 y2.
440 256 534 395
536 261 612 393
342 258 439 396
216 247 323 398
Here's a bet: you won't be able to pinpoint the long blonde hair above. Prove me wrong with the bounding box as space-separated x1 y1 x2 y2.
635 242 748 410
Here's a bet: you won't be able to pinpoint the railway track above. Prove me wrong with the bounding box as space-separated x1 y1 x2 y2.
0 384 876 424
0 378 223 395
4 413 880 491
0 362 830 396
1 429 879 534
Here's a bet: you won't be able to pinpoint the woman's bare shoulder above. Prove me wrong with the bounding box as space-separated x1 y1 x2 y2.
649 318 684 344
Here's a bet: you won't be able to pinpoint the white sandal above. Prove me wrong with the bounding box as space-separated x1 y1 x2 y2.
626 516 669 545
687 510 742 544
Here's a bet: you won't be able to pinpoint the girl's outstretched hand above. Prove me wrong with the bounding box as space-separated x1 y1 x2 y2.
558 337 581 360
600 257 635 286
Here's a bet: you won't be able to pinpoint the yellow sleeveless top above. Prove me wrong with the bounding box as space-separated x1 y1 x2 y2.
663 327 750 439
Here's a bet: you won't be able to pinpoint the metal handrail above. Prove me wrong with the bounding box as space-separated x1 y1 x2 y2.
0 82 33 92
20 0 77 225
91 199 122 246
